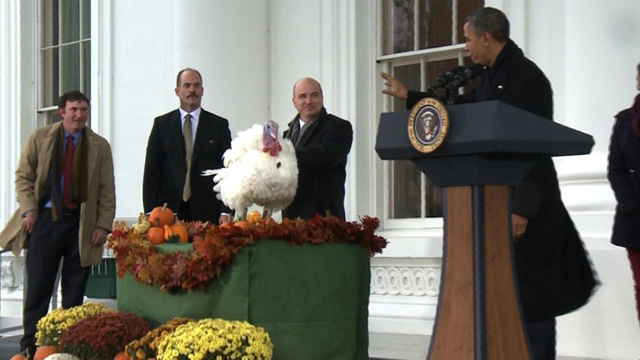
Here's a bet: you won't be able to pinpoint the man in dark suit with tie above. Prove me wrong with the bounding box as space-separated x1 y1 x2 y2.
283 77 353 220
143 68 232 224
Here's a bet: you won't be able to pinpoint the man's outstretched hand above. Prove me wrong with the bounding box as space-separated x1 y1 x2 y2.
380 72 409 100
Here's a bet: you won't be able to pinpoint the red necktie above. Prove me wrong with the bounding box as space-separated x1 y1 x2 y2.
63 135 76 209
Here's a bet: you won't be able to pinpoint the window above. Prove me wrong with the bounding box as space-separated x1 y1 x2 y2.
378 0 483 221
39 0 91 125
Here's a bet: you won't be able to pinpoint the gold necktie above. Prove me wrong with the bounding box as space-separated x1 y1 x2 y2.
182 114 193 202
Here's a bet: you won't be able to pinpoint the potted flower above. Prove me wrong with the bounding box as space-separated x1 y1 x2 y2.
36 302 113 349
58 312 152 360
124 317 195 360
156 318 273 360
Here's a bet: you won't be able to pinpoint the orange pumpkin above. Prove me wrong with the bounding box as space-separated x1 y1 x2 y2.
147 227 165 245
148 203 174 228
114 351 131 360
33 345 57 360
171 223 189 243
10 353 26 360
164 223 188 243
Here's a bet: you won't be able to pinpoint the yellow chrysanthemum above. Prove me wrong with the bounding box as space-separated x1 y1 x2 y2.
35 302 113 347
156 319 272 360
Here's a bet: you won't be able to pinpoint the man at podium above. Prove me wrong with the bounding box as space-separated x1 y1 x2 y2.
381 7 596 360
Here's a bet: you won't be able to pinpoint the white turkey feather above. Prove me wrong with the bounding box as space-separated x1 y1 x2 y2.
222 125 263 167
203 122 298 219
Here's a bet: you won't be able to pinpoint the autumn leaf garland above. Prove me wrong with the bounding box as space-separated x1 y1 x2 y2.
108 215 387 293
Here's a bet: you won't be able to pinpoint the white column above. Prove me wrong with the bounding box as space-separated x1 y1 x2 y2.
526 2 640 358
172 0 270 134
0 0 22 226
0 0 30 324
90 0 113 142
318 0 359 221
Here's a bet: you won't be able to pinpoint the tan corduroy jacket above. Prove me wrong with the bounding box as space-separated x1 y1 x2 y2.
0 122 116 267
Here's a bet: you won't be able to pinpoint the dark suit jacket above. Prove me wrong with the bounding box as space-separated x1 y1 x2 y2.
410 40 596 320
143 108 231 223
608 108 640 251
282 108 353 220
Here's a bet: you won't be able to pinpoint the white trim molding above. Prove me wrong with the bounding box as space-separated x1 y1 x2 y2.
368 257 441 335
371 265 441 297
90 0 113 141
0 1 23 226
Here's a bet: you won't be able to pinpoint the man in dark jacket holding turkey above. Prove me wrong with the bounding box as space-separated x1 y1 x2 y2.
283 77 353 220
381 7 597 360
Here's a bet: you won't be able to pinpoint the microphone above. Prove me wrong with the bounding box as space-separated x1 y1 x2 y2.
444 64 485 91
428 66 465 91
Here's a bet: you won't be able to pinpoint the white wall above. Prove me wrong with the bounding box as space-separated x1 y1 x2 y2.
270 0 322 125
0 0 36 227
0 1 22 226
270 0 362 220
110 0 270 220
519 1 640 358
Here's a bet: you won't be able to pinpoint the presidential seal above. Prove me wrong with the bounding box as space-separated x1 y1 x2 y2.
407 97 449 153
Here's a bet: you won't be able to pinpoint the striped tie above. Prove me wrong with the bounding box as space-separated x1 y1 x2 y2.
183 114 193 201
63 135 76 209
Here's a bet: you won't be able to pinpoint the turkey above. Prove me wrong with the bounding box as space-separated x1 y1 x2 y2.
202 121 298 220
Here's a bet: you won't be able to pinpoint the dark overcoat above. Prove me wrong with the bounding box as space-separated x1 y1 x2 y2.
410 40 597 321
283 108 353 220
608 108 640 251
143 109 231 223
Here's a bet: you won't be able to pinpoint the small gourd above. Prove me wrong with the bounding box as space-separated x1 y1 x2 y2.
164 222 188 243
133 213 151 235
247 210 261 223
42 354 81 360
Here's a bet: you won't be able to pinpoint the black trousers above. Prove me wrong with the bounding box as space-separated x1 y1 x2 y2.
526 317 556 360
20 209 90 352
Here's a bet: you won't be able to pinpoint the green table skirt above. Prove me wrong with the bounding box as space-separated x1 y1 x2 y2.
117 239 371 360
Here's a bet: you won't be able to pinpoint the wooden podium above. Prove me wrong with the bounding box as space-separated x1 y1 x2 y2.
375 101 594 359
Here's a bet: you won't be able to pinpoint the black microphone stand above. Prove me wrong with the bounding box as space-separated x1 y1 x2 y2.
445 87 458 106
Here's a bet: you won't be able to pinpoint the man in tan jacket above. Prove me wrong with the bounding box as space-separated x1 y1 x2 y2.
0 91 116 359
